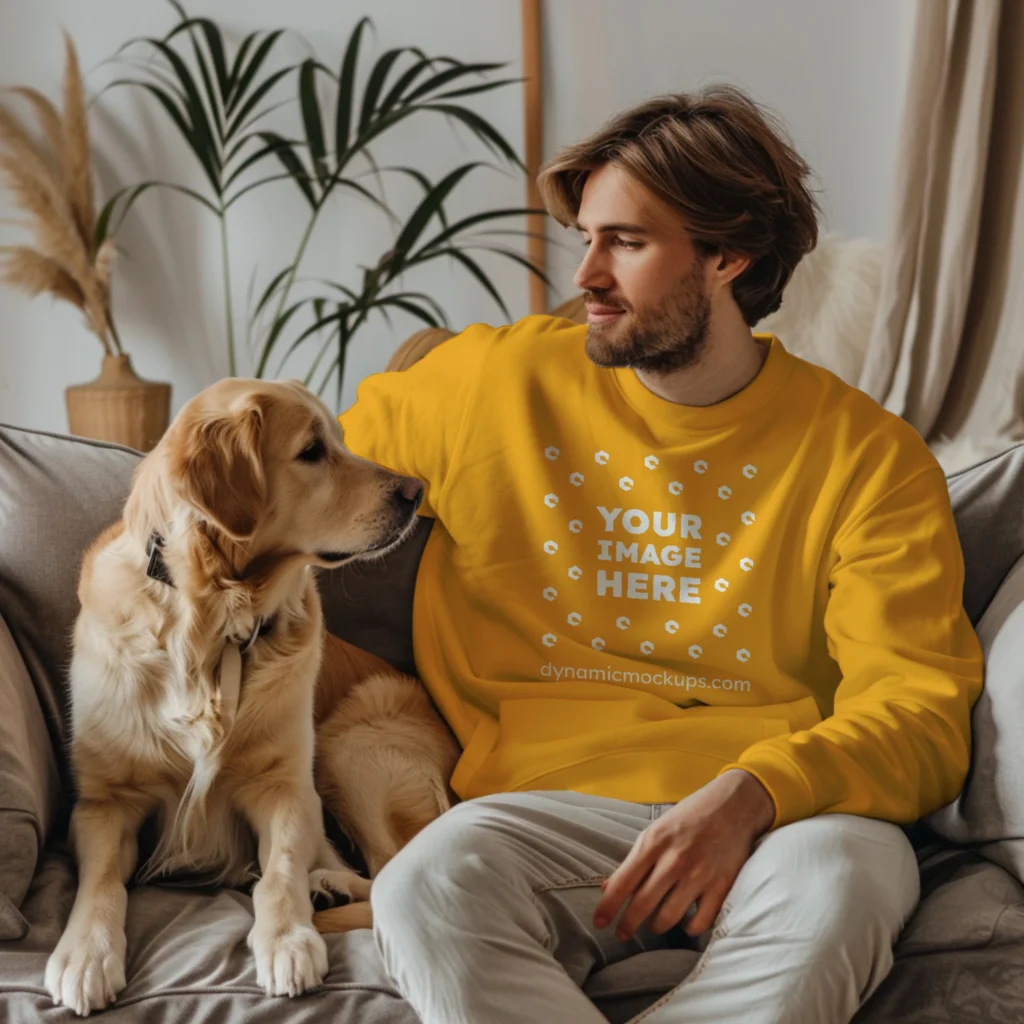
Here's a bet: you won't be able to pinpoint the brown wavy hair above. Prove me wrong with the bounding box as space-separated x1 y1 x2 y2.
537 86 820 325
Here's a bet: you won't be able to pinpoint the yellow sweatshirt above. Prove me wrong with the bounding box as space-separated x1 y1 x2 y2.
338 315 984 829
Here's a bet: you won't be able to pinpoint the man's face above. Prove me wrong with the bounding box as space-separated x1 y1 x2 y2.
573 163 714 373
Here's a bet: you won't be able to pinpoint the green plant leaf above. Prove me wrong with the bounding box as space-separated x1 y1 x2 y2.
225 65 293 140
404 61 505 103
377 297 442 328
251 263 296 321
433 77 523 101
226 97 296 146
358 47 406 134
376 51 443 117
298 59 329 187
460 242 554 288
304 320 342 388
441 246 512 320
275 306 348 376
166 7 231 100
166 6 228 142
423 103 523 168
335 17 370 158
223 173 303 210
416 207 544 257
227 30 285 117
145 37 223 176
378 165 449 229
257 131 317 207
389 163 481 273
226 31 258 104
223 132 298 188
255 296 309 376
94 180 219 250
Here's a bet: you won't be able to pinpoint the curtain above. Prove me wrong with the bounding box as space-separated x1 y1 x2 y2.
860 0 1024 471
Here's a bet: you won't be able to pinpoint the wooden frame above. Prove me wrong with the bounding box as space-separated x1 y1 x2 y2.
521 0 546 314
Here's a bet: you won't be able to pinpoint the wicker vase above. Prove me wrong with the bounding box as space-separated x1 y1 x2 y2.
65 354 171 453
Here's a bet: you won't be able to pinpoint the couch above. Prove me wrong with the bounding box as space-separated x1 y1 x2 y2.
2 409 1024 1023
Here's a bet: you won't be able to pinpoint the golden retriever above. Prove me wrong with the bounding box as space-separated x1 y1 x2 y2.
45 378 458 1016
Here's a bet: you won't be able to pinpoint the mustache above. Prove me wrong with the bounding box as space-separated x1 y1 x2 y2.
584 291 631 312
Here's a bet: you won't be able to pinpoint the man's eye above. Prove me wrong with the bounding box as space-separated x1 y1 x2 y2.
615 237 642 250
297 439 327 463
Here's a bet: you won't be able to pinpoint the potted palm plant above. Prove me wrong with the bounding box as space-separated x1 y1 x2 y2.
113 2 547 405
0 35 170 452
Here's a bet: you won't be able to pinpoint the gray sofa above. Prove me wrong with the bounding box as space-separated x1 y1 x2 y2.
2 420 1024 1023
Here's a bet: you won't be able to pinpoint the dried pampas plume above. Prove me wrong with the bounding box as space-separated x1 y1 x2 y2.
0 33 121 355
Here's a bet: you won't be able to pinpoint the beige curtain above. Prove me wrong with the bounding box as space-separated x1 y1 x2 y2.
860 0 1024 469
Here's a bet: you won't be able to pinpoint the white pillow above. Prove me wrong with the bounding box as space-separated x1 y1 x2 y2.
927 553 1024 873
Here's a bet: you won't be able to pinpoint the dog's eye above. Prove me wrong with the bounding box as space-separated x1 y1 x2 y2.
297 439 327 463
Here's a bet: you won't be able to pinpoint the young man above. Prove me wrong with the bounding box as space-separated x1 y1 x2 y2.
338 87 983 1023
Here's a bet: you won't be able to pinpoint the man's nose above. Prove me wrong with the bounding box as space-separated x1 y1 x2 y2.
573 245 614 292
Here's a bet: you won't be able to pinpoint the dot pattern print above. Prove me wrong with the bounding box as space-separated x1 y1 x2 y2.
538 444 760 669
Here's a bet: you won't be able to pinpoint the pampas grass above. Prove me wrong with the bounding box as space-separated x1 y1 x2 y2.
0 34 121 355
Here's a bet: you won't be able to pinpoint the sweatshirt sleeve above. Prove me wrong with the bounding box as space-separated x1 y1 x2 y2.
722 466 984 829
337 323 495 517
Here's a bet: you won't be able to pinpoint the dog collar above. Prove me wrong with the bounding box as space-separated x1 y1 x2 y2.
146 532 175 587
146 532 274 651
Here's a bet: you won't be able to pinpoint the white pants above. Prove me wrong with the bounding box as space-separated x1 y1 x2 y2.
371 791 920 1024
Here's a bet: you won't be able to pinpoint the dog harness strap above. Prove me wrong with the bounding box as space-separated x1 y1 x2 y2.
218 642 242 733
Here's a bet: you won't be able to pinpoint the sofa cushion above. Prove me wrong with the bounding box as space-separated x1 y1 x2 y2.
3 847 421 1023
318 517 433 676
947 441 1024 624
0 614 60 940
854 848 1024 1021
3 846 698 1023
0 424 141 766
927 553 1024 877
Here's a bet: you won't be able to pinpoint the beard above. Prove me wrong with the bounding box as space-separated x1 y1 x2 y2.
585 260 712 374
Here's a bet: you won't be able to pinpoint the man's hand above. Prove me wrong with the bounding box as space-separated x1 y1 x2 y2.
594 769 775 940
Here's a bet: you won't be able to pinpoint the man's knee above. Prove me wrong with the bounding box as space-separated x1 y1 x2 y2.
731 814 920 944
371 797 529 932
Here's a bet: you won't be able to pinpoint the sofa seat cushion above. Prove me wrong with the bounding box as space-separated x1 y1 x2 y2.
1 848 419 1023
2 847 703 1023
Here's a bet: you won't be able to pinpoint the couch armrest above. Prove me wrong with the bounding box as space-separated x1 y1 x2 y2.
0 612 61 939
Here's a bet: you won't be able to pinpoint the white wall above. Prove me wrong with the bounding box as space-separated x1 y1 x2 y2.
0 0 916 435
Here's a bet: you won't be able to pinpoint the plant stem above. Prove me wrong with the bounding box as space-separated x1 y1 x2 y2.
106 311 125 356
264 202 322 374
219 208 236 376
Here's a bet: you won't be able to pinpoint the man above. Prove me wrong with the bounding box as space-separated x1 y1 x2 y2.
337 86 983 1023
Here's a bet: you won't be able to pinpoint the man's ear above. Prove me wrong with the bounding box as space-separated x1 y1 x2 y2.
174 400 266 541
714 251 752 287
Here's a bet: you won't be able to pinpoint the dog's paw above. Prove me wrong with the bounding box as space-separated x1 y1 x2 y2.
45 928 127 1016
309 867 372 911
249 922 328 997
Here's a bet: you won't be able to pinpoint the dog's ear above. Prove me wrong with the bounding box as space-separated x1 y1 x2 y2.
174 399 267 540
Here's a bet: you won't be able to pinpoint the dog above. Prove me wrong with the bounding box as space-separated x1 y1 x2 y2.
45 377 458 1015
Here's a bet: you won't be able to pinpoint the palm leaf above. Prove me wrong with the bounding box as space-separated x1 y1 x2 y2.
335 17 370 157
257 132 316 207
375 51 442 118
423 103 523 168
251 263 295 321
224 66 293 139
389 162 480 271
298 60 328 187
416 206 545 257
357 47 406 134
225 32 258 107
404 61 505 103
226 31 285 117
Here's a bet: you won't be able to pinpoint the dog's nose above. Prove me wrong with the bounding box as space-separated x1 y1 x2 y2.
395 477 424 509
